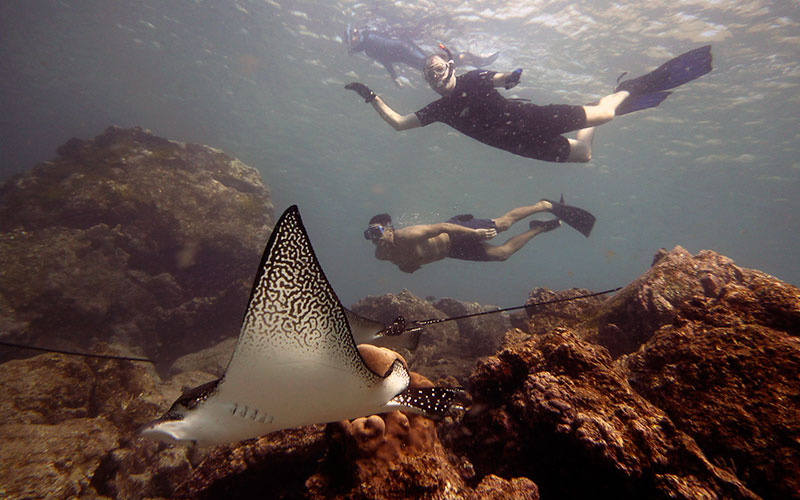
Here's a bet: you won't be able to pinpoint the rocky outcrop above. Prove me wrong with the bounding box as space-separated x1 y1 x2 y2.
608 247 800 500
0 126 273 366
176 373 538 500
446 330 759 499
591 246 799 357
352 290 511 384
521 287 607 335
0 346 206 499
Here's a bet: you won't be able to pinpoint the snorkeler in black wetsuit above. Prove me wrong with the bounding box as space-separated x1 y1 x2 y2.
345 46 712 163
345 25 499 86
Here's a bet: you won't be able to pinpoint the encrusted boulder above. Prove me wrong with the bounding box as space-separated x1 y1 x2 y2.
446 329 759 499
613 248 800 500
433 297 511 356
592 246 799 356
351 290 513 384
0 348 201 499
521 287 607 336
0 126 273 365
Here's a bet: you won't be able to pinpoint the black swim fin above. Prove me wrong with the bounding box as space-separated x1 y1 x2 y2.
614 45 712 115
543 195 596 237
615 91 671 116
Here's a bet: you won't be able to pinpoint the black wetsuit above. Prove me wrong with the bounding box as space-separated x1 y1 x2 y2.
348 30 428 83
347 29 499 84
445 214 497 261
415 70 588 162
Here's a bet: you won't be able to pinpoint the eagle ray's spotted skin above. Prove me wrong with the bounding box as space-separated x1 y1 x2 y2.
139 205 427 447
230 207 378 385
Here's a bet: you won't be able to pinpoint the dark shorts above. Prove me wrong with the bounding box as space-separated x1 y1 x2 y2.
446 214 497 261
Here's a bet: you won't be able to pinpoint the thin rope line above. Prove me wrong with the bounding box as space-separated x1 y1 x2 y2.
0 341 154 363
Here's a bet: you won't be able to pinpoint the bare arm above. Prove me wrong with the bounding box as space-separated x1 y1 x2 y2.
492 69 522 89
346 82 421 131
371 95 421 131
397 222 496 242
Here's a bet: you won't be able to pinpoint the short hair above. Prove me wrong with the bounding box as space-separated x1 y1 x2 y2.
369 213 392 226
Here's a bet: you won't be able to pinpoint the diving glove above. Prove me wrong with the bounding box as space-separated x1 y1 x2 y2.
504 68 522 90
345 82 377 103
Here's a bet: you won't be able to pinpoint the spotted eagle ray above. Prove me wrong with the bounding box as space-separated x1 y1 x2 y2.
140 205 457 447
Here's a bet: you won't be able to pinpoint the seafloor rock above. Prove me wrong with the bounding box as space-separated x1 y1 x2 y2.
612 249 800 500
433 297 511 357
0 126 273 365
351 290 512 384
0 347 203 499
522 286 608 336
624 324 799 500
0 418 119 499
592 246 799 357
177 372 537 500
446 329 759 500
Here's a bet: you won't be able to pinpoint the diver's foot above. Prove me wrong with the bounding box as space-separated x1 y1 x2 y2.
529 219 561 233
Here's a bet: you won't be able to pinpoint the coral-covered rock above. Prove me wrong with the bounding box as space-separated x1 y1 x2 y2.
0 126 273 365
0 418 119 499
305 372 532 500
522 287 607 336
592 246 799 357
0 348 205 499
168 337 236 378
433 297 510 356
352 290 515 384
448 330 759 499
624 323 799 500
168 427 327 499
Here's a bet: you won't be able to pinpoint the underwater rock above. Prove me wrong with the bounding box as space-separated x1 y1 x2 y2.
592 245 799 357
520 287 606 336
447 329 760 500
433 297 511 356
617 256 800 500
0 126 273 365
352 289 512 384
167 337 236 378
0 347 205 499
0 417 119 499
173 371 537 500
624 324 799 500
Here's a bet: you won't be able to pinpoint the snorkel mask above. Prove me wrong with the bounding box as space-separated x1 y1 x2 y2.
424 43 455 88
363 224 386 241
345 24 362 54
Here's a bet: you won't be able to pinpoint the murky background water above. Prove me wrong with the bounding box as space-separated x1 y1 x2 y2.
2 0 797 307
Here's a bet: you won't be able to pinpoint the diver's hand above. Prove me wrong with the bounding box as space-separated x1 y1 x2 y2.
345 82 377 103
476 228 497 240
504 68 522 89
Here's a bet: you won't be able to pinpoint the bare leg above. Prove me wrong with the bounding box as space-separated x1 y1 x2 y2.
565 91 630 163
491 200 554 232
483 222 559 261
566 126 596 163
583 91 630 125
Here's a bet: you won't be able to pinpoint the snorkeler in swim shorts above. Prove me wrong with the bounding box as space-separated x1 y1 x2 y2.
363 197 595 273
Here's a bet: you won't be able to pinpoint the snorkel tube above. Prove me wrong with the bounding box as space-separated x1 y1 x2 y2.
344 24 352 51
434 42 455 87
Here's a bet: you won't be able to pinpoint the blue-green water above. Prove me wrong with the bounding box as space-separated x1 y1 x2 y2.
1 0 797 308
